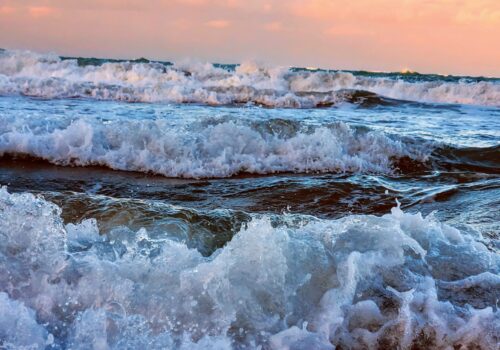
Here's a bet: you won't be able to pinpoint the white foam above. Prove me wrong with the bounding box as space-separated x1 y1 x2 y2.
0 116 427 178
0 50 499 107
0 187 498 349
0 293 50 349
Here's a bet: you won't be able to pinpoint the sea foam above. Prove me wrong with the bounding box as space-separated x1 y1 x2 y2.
0 117 427 178
0 187 498 349
0 50 499 107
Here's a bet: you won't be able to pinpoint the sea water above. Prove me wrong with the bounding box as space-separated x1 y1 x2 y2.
0 49 499 349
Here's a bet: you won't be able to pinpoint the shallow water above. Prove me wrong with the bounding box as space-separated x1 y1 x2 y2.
0 50 499 349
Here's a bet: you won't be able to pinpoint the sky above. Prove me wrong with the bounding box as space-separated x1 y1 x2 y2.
0 0 499 76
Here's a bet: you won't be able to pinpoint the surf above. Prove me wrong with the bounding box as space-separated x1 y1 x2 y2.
1 49 499 107
1 187 498 349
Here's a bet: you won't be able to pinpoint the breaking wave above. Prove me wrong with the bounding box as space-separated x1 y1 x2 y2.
0 117 429 178
0 187 498 349
0 50 499 107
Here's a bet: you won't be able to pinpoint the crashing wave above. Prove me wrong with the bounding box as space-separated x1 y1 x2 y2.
0 117 429 178
0 50 499 107
0 187 498 349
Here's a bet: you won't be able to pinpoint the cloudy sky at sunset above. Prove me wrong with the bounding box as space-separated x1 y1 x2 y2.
1 0 499 76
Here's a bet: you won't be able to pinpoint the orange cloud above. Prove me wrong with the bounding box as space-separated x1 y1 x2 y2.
28 6 55 18
206 20 231 29
325 26 374 38
0 6 15 15
455 1 500 24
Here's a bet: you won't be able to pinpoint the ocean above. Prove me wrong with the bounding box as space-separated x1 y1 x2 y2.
0 49 499 349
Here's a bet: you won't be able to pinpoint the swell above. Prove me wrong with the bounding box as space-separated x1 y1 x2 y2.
432 144 500 173
1 50 499 107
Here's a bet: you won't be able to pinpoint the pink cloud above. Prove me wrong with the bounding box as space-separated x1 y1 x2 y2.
325 26 375 38
0 6 15 15
206 20 231 29
264 21 284 32
28 6 55 18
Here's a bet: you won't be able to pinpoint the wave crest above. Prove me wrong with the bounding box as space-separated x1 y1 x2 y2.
1 50 499 107
0 118 428 178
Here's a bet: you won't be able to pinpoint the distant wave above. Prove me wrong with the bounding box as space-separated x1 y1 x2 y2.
0 50 499 107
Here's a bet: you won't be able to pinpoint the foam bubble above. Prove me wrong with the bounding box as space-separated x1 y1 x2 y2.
0 293 50 349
